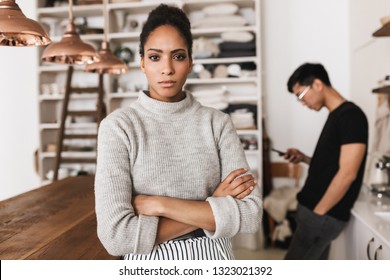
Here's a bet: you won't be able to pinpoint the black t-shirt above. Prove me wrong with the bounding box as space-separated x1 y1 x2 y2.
297 102 368 221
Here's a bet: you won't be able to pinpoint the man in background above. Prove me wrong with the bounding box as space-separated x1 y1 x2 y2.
283 63 368 259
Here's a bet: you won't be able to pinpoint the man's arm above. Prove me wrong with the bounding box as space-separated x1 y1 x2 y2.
313 143 366 215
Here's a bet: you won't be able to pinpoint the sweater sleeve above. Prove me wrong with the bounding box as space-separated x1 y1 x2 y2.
94 116 159 256
204 114 262 239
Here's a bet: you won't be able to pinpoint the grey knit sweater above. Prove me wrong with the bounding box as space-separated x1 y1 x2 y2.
95 91 262 256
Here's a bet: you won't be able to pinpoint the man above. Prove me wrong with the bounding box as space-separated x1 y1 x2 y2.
283 63 368 260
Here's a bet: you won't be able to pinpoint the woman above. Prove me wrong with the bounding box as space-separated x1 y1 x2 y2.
95 4 262 260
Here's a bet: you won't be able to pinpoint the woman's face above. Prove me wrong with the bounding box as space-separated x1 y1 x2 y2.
141 25 192 102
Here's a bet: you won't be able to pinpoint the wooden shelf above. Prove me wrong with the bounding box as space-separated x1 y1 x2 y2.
39 93 98 101
194 56 257 65
37 0 262 183
41 151 97 159
191 26 256 37
37 4 103 18
372 85 390 94
109 92 139 99
186 77 257 85
373 22 390 37
40 123 97 130
236 129 259 135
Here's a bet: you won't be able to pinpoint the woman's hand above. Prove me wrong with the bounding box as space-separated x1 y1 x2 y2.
133 168 257 217
132 195 161 216
212 168 256 199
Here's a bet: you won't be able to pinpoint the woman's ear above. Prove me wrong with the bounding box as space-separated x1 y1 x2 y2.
188 58 193 73
140 56 145 73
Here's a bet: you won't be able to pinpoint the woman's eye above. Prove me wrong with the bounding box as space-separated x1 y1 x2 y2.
174 54 186 61
148 55 159 61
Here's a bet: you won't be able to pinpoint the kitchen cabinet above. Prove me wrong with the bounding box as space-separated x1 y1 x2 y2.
330 189 390 260
36 0 262 184
353 210 390 260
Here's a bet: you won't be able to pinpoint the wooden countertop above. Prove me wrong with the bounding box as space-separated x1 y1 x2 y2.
0 176 118 260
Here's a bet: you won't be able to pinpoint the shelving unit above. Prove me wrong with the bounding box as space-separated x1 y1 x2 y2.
373 22 390 37
36 0 262 183
372 85 390 94
372 21 390 94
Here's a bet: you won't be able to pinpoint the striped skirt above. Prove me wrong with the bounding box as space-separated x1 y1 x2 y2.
123 237 234 260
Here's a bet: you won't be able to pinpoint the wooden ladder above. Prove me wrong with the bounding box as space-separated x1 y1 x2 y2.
53 66 105 181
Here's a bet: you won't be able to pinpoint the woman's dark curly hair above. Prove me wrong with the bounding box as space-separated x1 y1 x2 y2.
139 4 193 58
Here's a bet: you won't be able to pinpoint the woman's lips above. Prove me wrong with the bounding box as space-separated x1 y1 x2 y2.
159 80 176 87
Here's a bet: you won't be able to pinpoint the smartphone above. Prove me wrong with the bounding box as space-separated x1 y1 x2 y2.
271 148 286 156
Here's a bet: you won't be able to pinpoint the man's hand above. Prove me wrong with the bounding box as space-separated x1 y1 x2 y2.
213 168 256 199
285 148 311 164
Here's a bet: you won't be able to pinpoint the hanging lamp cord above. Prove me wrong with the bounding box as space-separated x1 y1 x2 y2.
68 0 74 22
103 0 108 42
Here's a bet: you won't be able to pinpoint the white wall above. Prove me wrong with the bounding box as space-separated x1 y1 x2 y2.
262 0 350 163
0 1 40 200
0 0 384 200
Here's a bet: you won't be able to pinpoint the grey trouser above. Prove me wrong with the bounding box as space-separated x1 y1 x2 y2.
284 204 347 260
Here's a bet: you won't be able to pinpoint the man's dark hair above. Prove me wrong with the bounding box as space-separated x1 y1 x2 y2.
287 63 332 93
139 4 193 58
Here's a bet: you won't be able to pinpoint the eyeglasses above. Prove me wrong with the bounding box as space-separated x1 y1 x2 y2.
297 86 311 102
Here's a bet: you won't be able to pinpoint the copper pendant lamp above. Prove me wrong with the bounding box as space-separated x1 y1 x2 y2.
41 0 98 64
85 0 128 74
0 0 51 46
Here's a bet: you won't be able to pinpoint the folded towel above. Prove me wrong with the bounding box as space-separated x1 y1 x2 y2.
221 31 254 43
198 101 229 111
230 109 255 129
239 62 257 71
194 94 226 104
198 68 212 79
193 37 220 58
219 41 256 52
226 104 258 126
219 51 256 58
192 15 247 28
192 87 229 110
202 3 239 16
227 64 241 77
192 87 226 98
213 64 229 78
239 7 256 25
218 41 256 58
